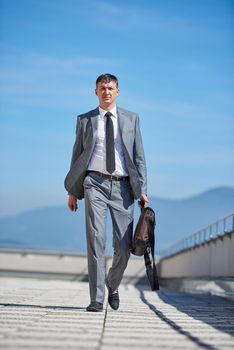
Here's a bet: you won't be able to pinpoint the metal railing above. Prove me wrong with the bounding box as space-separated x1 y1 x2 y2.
159 212 234 258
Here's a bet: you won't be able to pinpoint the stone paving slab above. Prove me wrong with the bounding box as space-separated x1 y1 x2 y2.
0 276 233 350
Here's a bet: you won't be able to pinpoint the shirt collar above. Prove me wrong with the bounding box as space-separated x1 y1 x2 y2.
99 105 117 118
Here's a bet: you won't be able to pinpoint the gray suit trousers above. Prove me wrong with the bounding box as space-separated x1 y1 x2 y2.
83 173 134 304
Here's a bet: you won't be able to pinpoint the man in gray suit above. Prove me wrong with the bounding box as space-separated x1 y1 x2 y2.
64 74 148 312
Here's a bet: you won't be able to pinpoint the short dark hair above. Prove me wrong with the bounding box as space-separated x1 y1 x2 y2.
96 73 118 88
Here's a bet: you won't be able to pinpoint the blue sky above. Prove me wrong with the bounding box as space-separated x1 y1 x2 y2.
0 0 233 216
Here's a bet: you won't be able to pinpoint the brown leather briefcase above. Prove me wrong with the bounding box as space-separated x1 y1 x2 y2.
132 207 159 291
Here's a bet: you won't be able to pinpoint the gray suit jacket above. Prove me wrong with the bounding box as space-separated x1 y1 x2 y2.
64 106 147 199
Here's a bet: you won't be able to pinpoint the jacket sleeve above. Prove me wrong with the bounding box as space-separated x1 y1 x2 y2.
133 115 147 195
69 116 83 169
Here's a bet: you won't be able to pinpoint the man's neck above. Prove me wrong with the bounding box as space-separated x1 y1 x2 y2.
99 103 116 111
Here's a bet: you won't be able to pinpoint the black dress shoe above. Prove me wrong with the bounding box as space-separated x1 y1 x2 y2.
108 290 119 310
86 302 103 312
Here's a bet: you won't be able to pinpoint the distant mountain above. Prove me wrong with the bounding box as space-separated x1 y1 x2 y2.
151 187 234 251
0 187 233 255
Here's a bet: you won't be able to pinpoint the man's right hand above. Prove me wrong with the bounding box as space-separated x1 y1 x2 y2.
68 195 78 212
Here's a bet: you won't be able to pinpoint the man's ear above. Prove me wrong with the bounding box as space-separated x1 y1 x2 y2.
95 89 97 96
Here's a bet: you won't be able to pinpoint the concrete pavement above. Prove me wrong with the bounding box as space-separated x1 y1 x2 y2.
0 276 233 350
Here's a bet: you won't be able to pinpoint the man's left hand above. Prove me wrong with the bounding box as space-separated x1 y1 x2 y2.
138 194 149 208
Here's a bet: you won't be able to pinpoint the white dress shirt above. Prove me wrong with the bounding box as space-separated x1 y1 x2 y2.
88 105 128 176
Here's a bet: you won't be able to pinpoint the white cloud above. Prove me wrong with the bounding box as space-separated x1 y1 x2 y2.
0 50 121 108
120 94 233 125
89 0 216 39
95 1 124 15
150 149 234 167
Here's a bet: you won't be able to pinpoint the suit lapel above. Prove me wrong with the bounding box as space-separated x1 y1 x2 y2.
90 106 130 150
117 107 130 149
90 107 99 147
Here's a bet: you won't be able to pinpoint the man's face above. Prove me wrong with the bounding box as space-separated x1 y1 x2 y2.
95 80 119 108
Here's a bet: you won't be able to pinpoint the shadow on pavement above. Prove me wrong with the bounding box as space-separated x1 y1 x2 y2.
0 303 86 311
157 290 234 336
136 284 234 350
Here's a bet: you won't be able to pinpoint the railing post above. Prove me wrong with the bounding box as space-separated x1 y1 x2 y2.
158 212 234 258
223 218 226 233
209 225 212 239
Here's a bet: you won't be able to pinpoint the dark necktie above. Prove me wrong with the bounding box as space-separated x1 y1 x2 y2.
105 112 115 174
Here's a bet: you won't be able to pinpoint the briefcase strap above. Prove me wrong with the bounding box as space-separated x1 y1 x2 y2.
143 210 159 291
